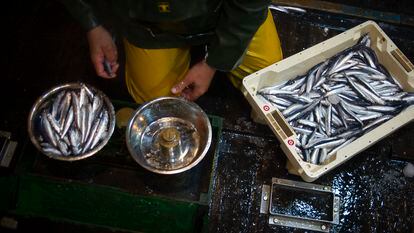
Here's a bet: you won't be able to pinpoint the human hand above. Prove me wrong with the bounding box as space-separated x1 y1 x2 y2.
171 60 216 101
87 26 119 78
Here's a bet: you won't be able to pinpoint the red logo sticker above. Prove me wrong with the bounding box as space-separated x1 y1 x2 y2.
263 105 270 111
287 139 294 146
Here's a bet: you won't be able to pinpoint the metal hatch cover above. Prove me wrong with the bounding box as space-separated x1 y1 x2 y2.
260 178 340 232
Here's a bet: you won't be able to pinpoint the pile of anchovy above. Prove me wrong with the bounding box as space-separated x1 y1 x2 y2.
258 35 414 165
37 83 110 156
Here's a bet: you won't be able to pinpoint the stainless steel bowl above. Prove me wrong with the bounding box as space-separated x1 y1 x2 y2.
126 97 212 174
28 83 115 161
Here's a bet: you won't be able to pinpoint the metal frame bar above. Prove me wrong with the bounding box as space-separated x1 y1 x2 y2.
261 178 340 232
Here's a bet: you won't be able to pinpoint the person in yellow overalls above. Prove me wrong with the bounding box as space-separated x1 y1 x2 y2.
62 0 283 103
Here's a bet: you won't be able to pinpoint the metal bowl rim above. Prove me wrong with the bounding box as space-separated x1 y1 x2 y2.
27 82 116 161
125 96 212 174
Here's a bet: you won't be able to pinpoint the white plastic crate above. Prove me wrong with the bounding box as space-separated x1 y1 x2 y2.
242 21 414 182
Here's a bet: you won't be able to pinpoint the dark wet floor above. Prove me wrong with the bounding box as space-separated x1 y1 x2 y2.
2 1 414 233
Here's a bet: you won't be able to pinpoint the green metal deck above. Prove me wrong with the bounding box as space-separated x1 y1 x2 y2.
1 100 223 233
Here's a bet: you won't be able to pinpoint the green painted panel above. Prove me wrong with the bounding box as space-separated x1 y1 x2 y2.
15 175 198 233
10 100 223 232
0 176 17 211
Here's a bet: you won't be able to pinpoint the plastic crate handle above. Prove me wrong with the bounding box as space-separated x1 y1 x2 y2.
266 110 295 141
391 49 414 73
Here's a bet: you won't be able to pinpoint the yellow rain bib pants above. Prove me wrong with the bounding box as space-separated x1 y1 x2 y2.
124 10 283 103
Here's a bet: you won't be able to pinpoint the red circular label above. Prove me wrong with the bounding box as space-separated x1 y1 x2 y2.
263 105 270 111
287 139 294 146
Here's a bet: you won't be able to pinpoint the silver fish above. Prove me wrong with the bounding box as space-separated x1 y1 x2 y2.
42 110 58 148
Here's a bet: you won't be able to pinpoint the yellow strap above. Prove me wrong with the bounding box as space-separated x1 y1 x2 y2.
229 9 283 89
124 39 190 103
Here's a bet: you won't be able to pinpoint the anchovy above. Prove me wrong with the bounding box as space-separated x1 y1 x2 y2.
333 60 358 74
298 119 318 128
92 94 103 114
56 139 70 156
382 95 403 102
310 148 320 164
263 94 292 107
359 34 371 47
79 86 87 107
259 89 296 96
282 104 304 117
306 128 319 146
330 52 355 74
325 104 332 136
80 105 88 143
355 74 382 98
61 107 74 138
359 112 383 121
361 50 376 68
366 105 397 113
362 115 393 131
69 129 81 151
82 116 102 153
58 92 72 124
43 146 62 156
86 103 94 140
304 136 338 149
288 99 320 122
403 94 414 104
326 136 357 159
340 100 363 126
324 86 350 98
345 75 375 104
354 82 385 105
42 110 58 148
71 91 81 128
90 110 109 149
286 95 313 104
319 148 328 164
52 91 66 118
82 83 95 100
46 113 62 135
281 76 306 91
314 138 346 149
314 60 330 86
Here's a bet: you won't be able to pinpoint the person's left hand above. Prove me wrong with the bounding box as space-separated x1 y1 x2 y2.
171 60 216 101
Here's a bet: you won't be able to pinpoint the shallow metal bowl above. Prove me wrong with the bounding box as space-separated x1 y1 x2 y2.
27 83 115 161
126 97 212 174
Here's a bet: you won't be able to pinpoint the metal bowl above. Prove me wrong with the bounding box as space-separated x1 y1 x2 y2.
126 97 212 174
27 82 115 161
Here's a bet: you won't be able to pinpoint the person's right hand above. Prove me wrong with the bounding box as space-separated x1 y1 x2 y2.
87 26 119 78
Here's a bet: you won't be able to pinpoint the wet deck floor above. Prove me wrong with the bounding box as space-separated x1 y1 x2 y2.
2 1 414 232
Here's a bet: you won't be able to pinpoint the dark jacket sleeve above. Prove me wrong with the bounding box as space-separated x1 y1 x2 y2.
60 0 101 31
205 0 270 71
